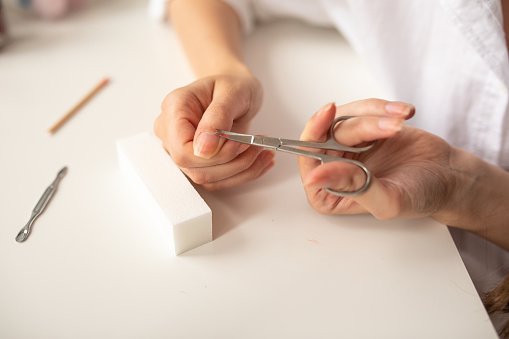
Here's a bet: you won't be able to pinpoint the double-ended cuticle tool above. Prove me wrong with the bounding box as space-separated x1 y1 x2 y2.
15 166 68 243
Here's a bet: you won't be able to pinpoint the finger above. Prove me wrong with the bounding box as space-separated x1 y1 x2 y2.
332 115 404 146
298 102 337 185
200 151 276 191
300 102 337 142
165 135 252 168
193 85 253 159
336 98 415 119
305 186 367 215
181 148 272 184
156 88 199 161
298 101 408 197
304 162 402 219
157 88 252 168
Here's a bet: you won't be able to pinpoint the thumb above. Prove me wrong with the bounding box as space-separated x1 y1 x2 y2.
193 100 236 159
304 162 402 219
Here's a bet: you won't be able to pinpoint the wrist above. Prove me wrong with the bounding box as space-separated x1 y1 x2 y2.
432 147 482 232
196 59 254 78
433 147 509 249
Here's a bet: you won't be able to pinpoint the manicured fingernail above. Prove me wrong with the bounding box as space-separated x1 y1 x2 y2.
315 102 334 117
194 132 219 158
385 102 411 116
378 117 403 131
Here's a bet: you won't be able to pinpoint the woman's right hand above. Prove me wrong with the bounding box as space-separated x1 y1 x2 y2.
154 73 275 190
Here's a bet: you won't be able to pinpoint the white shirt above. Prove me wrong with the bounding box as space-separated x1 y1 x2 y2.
226 0 509 169
223 0 509 294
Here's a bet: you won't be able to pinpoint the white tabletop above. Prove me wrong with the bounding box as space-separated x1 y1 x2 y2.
0 1 497 338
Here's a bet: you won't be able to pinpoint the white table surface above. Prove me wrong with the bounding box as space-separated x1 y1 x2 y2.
0 1 498 338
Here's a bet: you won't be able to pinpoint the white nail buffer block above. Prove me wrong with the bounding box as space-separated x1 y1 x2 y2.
117 133 212 255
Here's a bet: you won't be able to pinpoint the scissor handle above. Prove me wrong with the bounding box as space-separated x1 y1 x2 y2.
280 116 373 153
328 115 375 153
322 154 372 197
327 116 373 195
280 137 371 153
277 146 371 197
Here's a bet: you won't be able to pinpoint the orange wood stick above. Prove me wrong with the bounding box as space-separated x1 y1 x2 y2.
48 77 110 135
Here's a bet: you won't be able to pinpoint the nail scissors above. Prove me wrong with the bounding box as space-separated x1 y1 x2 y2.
216 116 373 197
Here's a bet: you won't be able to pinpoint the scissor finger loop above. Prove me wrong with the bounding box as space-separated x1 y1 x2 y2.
320 155 372 197
328 116 374 153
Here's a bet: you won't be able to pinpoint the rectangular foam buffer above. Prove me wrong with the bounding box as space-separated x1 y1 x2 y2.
117 133 212 255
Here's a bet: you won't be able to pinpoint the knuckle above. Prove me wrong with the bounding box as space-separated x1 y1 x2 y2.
366 97 387 106
240 152 260 171
351 97 388 114
192 172 209 185
254 165 267 179
161 91 176 110
201 182 221 191
313 203 333 215
184 168 211 185
304 193 329 215
242 166 263 182
161 87 187 111
170 151 191 168
243 151 269 175
207 102 231 118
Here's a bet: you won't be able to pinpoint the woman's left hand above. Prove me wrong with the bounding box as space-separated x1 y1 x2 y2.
299 99 455 220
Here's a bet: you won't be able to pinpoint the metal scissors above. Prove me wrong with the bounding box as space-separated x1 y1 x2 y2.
216 116 373 197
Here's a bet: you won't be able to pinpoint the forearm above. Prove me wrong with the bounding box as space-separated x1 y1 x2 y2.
435 148 509 250
169 0 251 77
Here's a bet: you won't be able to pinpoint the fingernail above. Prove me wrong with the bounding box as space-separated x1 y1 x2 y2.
194 132 220 158
315 102 334 117
385 101 411 116
378 117 404 131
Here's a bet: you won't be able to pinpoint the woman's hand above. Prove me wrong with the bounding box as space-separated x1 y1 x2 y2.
154 73 274 190
298 99 457 220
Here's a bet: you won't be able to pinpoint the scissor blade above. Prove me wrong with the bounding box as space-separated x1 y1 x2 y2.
215 130 255 145
216 130 282 150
